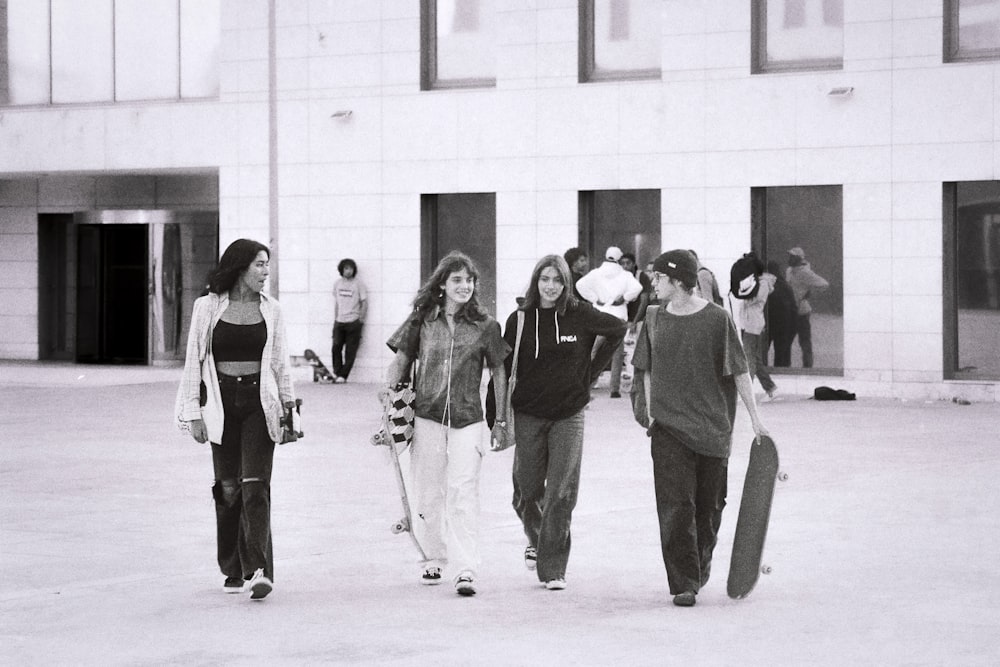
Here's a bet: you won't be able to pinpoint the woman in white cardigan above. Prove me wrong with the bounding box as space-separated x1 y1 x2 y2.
175 239 296 600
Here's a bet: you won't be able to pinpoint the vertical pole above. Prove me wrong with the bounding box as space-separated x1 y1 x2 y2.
267 0 279 295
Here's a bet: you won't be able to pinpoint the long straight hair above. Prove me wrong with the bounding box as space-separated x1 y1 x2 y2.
520 254 577 315
412 251 488 323
206 239 270 295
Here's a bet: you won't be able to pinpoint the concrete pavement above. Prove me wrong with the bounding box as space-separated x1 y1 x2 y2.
1 362 999 665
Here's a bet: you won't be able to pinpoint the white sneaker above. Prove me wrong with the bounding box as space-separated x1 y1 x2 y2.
334 376 347 384
524 546 537 571
248 568 273 600
545 579 567 590
421 567 442 585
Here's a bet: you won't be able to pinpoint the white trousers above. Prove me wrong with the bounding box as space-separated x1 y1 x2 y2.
411 416 486 581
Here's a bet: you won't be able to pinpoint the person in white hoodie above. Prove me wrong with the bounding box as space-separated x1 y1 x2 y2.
575 246 643 387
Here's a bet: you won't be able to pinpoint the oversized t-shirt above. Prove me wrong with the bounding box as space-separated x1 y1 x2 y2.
632 303 748 458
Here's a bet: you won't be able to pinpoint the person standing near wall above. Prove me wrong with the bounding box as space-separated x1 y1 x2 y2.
785 247 829 369
563 247 590 300
383 251 510 597
331 258 367 383
608 252 652 398
633 249 767 608
175 239 297 601
736 254 779 399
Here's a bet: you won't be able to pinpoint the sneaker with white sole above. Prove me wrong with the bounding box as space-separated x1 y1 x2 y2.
248 568 273 600
524 546 537 571
223 577 244 594
545 579 567 590
421 567 442 585
455 574 476 596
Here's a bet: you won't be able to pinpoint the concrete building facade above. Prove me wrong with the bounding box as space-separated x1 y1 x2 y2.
2 0 999 401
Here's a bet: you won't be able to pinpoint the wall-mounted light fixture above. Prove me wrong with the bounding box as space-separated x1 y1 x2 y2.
827 86 854 97
330 110 353 120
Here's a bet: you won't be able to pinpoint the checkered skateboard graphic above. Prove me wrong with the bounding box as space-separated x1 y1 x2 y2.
385 386 415 447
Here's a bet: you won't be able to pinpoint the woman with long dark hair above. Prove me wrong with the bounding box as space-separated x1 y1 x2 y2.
384 251 510 596
175 238 296 600
501 254 626 589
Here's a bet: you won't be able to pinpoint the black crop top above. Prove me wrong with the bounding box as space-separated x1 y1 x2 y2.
213 320 267 362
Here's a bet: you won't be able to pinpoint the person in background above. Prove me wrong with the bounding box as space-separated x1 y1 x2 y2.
608 252 652 398
736 254 778 400
690 249 723 306
175 239 297 601
383 251 510 597
575 246 643 389
633 249 767 608
331 258 367 383
563 247 589 301
763 260 797 367
499 255 626 590
786 247 829 368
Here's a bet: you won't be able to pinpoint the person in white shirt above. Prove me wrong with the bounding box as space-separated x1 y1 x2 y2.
575 246 643 388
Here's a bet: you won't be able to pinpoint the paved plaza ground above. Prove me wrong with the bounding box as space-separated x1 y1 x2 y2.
1 362 998 665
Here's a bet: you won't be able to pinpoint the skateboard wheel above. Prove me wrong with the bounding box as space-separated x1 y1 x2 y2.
371 432 385 446
761 565 772 575
391 517 409 534
778 471 789 482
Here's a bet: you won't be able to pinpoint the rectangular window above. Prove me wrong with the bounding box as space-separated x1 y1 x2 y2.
944 0 1000 63
944 182 1000 380
579 0 661 82
115 0 180 101
752 0 843 74
2 0 51 105
421 0 496 90
1 0 219 105
578 189 661 274
421 193 497 316
51 0 115 104
751 186 843 374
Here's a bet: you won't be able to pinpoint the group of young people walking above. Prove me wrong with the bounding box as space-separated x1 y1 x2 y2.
176 241 768 608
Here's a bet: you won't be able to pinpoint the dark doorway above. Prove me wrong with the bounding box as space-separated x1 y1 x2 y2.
38 214 74 361
76 224 148 364
579 189 661 272
421 193 497 316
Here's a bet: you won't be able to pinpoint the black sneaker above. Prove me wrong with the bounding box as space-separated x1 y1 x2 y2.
421 567 442 585
223 577 244 594
455 575 476 596
610 391 621 398
672 591 696 607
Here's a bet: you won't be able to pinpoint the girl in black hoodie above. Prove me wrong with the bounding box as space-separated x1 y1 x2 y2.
501 254 626 589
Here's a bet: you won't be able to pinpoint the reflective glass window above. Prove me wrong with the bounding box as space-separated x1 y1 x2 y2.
422 0 496 89
115 0 180 101
3 0 50 105
51 0 114 103
582 0 661 81
752 0 843 73
945 0 1000 62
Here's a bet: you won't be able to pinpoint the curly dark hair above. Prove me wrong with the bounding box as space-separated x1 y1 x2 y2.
563 247 588 272
206 239 270 295
412 251 487 323
338 258 358 276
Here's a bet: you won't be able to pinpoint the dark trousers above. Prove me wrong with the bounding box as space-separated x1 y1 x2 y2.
512 410 584 582
650 425 727 595
212 374 275 581
793 313 813 368
331 320 363 379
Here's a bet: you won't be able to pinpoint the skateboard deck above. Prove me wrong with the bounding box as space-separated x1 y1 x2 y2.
279 398 304 443
727 434 783 599
303 348 335 383
620 328 637 394
371 383 426 560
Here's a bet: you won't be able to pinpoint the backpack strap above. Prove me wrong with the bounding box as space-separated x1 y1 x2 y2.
642 305 660 426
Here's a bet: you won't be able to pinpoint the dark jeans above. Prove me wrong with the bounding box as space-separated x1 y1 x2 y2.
650 424 727 595
331 320 363 379
794 314 813 368
764 323 794 368
212 373 275 581
512 410 584 582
